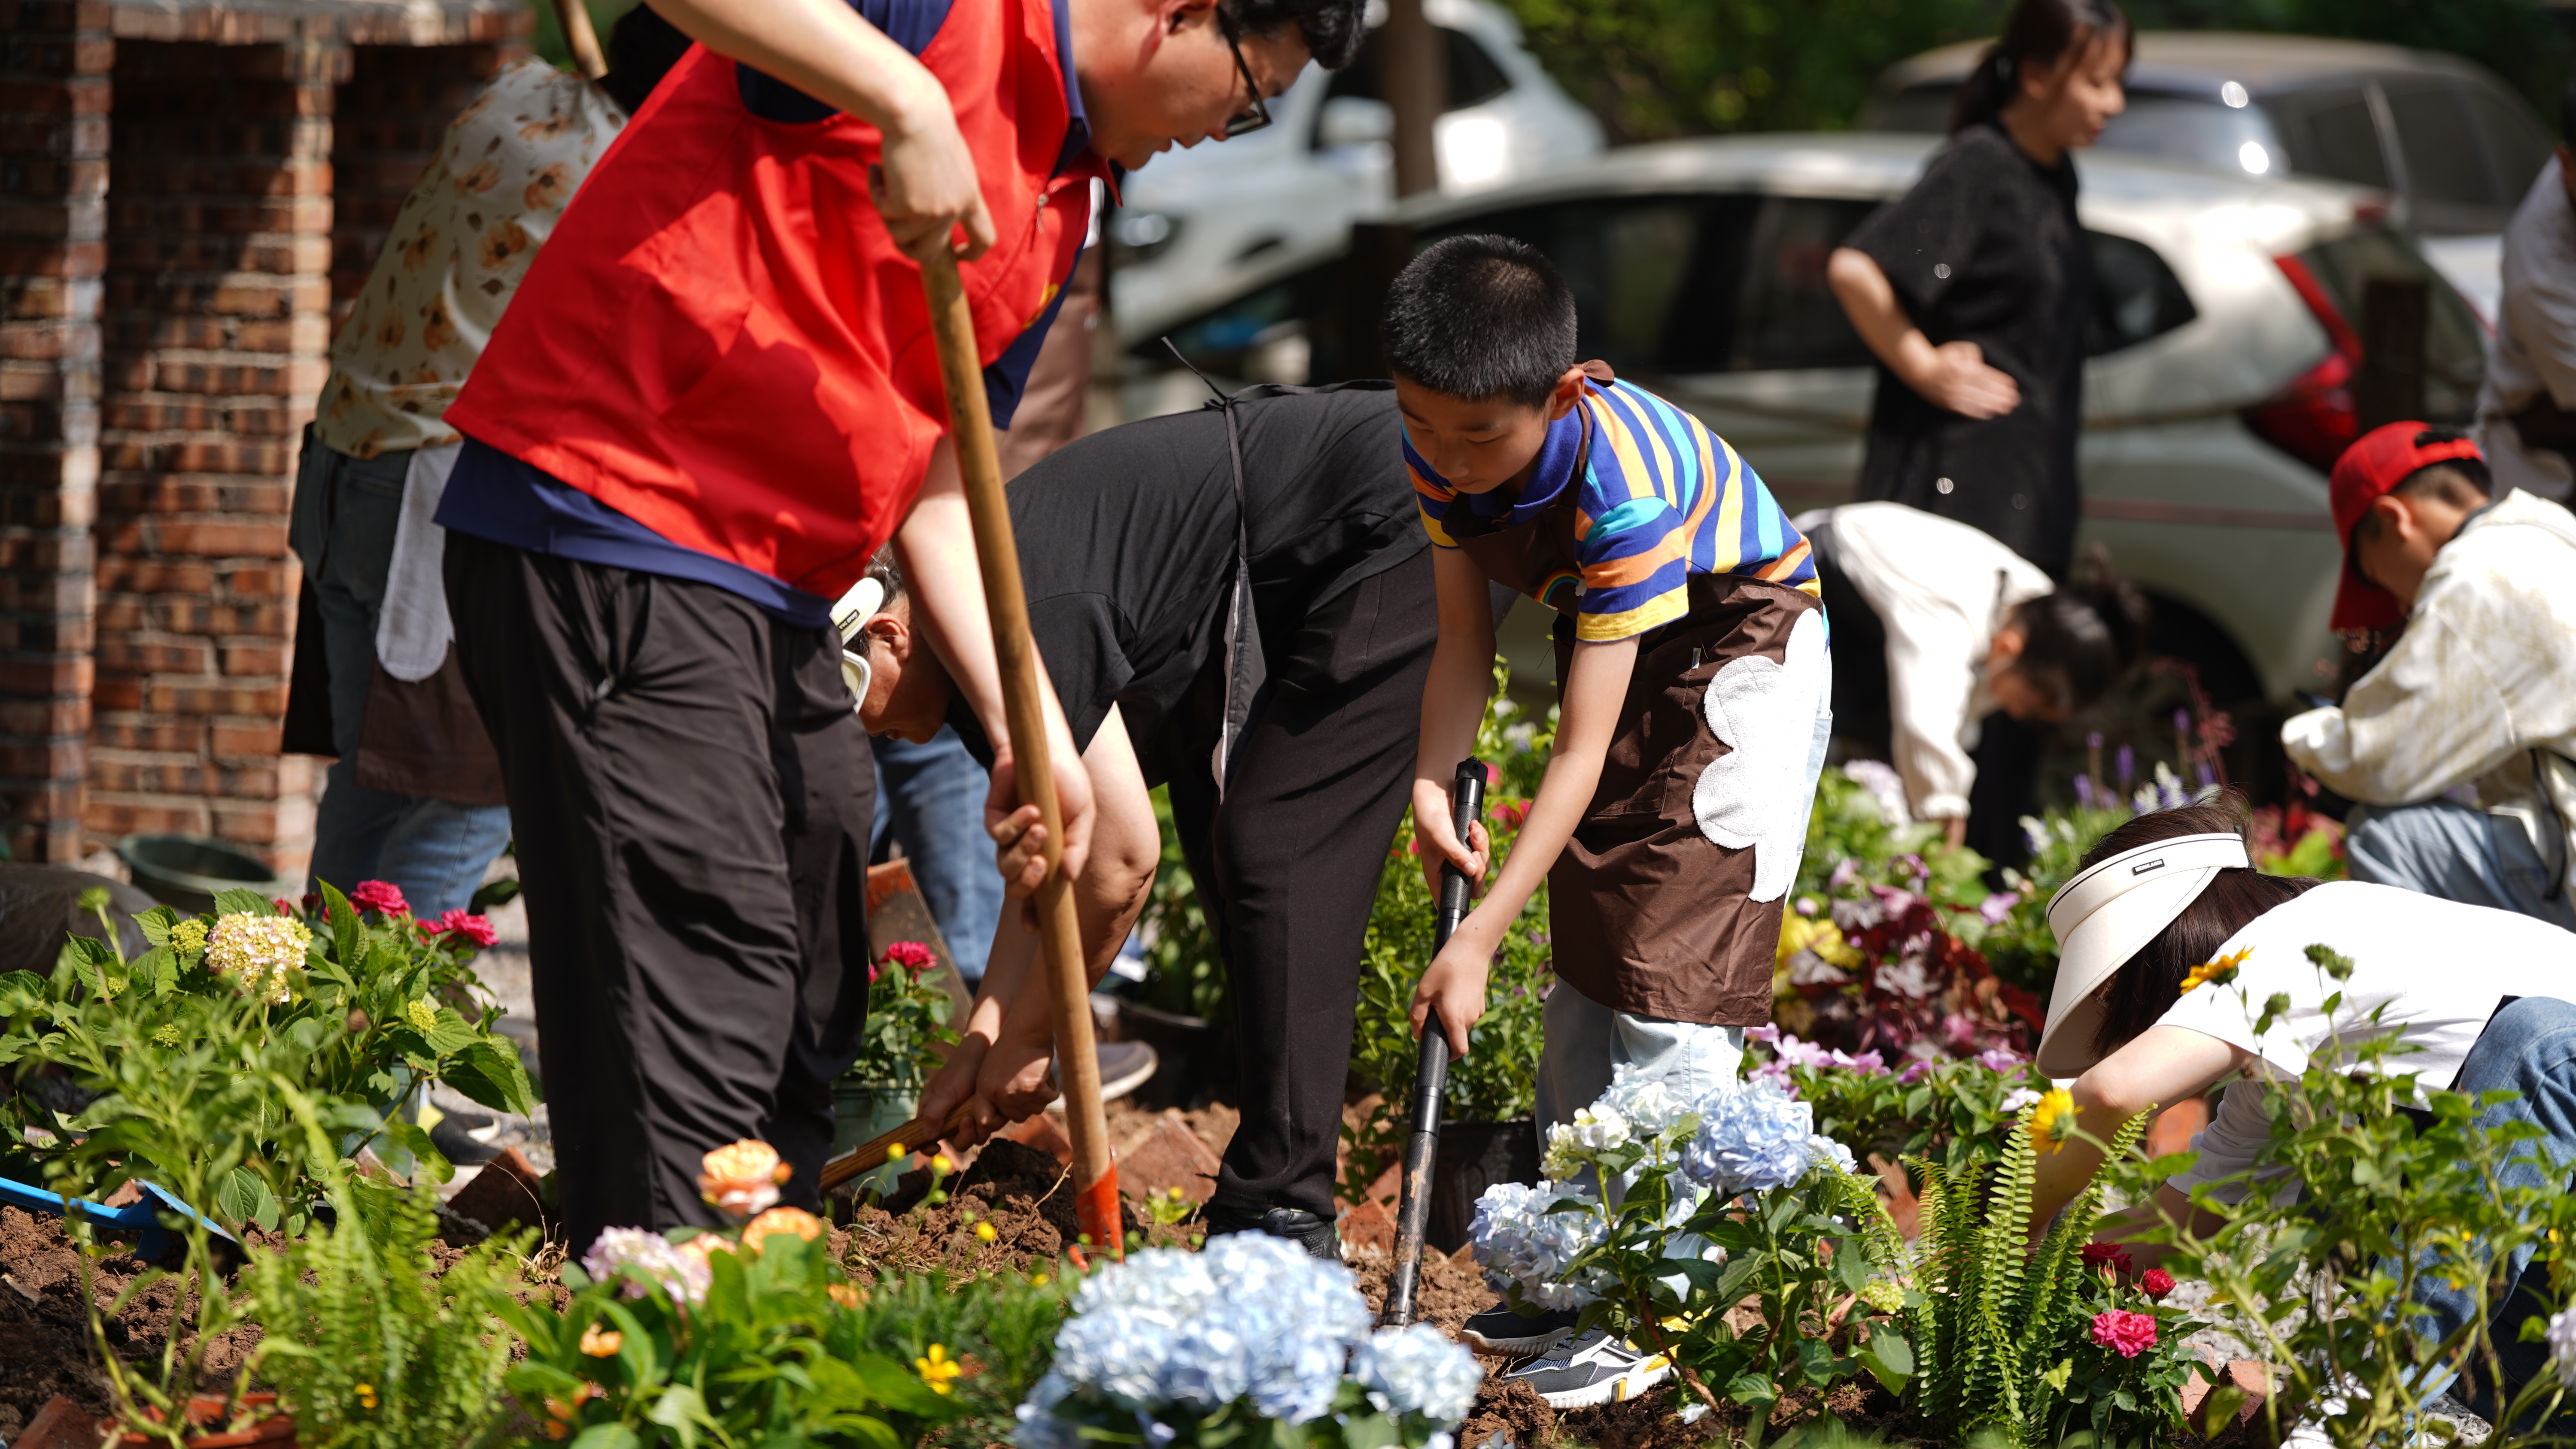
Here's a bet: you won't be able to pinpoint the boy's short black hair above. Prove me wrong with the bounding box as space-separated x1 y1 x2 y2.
1226 0 1366 71
2350 427 2493 546
1382 235 1577 408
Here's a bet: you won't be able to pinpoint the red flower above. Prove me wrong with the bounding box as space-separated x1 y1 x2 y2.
880 941 936 977
272 897 297 916
425 909 498 947
349 880 410 917
2090 1309 2157 1358
2141 1268 2175 1299
1491 800 1531 832
301 892 322 913
2080 1242 2134 1276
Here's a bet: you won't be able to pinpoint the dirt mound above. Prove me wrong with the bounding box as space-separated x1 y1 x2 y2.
1347 1245 1497 1337
840 1139 1197 1283
0 1207 261 1441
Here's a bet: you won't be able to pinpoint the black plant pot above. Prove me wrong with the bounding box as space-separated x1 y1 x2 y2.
1427 1117 1539 1254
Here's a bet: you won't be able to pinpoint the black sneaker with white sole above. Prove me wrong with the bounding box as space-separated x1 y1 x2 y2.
1461 1303 1581 1355
1199 1202 1342 1261
1501 1328 1673 1409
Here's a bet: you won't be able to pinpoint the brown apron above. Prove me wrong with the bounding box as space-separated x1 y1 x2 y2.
1456 498 1820 1028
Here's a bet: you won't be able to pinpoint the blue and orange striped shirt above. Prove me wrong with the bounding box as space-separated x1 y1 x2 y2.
1407 377 1818 643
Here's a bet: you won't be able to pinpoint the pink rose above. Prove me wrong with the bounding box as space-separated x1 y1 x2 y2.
2091 1309 2157 1359
349 880 410 917
272 897 297 916
880 941 936 977
428 909 498 947
2141 1268 2175 1299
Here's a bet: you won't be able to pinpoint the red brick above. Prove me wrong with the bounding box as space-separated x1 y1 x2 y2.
90 755 202 794
98 636 211 673
220 564 290 596
99 558 214 592
148 680 283 715
88 672 137 709
93 714 198 752
219 642 282 675
0 738 83 778
154 520 287 557
85 797 210 837
0 654 88 695
210 719 276 758
0 696 85 734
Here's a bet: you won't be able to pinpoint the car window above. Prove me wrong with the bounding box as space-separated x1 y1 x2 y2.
2269 88 2389 191
2087 231 2196 356
2294 223 2485 421
1322 25 1513 113
1733 198 1880 371
2464 79 2555 206
1151 260 1344 385
2095 96 2286 176
2383 81 2506 226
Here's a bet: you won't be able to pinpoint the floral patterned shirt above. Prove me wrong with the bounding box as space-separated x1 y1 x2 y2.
314 59 628 458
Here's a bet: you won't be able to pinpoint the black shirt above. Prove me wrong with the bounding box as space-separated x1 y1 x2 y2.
945 385 1426 783
1844 122 2092 578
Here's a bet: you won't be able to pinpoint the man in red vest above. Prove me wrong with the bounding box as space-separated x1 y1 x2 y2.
432 0 1362 1253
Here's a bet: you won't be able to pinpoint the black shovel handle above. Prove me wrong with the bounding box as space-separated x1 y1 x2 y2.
1380 757 1485 1327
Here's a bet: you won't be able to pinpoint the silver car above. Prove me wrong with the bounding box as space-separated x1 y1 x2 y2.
1116 134 2486 719
1866 34 2554 320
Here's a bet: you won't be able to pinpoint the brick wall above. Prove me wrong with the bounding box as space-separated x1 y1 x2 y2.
0 0 110 864
90 36 340 867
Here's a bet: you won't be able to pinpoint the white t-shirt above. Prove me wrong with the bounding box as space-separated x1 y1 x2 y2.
2159 880 2576 1200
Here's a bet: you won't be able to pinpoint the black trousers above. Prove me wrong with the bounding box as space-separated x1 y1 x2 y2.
1167 553 1439 1220
444 534 874 1253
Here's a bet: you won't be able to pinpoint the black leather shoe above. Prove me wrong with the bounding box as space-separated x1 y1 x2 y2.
1200 1202 1342 1261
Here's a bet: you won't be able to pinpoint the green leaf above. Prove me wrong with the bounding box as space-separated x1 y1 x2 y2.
137 906 180 945
569 1428 642 1449
134 945 178 997
646 1382 709 1444
2199 1386 2246 1440
210 888 275 917
214 1166 280 1232
421 1006 484 1057
442 1038 538 1117
1726 1371 1778 1408
1857 1326 1914 1394
321 880 359 973
845 1350 962 1417
1338 1409 1402 1449
1796 1335 1837 1385
381 1119 454 1184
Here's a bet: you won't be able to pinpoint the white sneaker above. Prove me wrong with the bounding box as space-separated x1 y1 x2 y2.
1499 1328 1673 1409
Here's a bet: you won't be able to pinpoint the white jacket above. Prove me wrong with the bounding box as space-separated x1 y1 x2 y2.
1817 503 2054 821
2282 489 2576 884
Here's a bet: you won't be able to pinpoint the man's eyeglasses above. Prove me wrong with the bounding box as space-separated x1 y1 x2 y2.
1215 7 1273 138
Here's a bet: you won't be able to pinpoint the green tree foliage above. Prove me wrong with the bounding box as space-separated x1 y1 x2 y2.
1496 0 2569 142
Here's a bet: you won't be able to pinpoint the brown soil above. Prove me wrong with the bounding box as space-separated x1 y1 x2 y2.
0 1207 262 1441
1348 1244 1498 1337
838 1139 1193 1284
1104 1098 1239 1159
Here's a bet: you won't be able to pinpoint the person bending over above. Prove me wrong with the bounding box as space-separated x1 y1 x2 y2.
2281 421 2576 930
2024 799 2576 1419
1393 235 1831 1406
857 384 1434 1262
1804 501 2147 858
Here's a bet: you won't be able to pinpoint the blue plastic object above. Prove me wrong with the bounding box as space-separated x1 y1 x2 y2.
0 1174 236 1259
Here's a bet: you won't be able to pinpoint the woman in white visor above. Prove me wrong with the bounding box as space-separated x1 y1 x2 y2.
2023 800 2576 1407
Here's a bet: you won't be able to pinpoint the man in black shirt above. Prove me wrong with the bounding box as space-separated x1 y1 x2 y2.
851 385 1434 1257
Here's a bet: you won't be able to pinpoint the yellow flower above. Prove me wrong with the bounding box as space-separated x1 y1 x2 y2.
170 919 208 955
887 1142 906 1163
742 1205 823 1253
405 998 440 1033
2179 947 2252 996
975 1221 998 1243
699 1139 788 1218
152 1023 182 1047
355 1383 379 1412
2026 1087 2078 1155
932 1154 954 1174
579 1323 623 1357
1031 1273 1049 1287
916 1343 963 1395
1776 913 1862 972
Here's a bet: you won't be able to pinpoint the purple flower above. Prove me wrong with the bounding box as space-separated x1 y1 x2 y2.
2087 731 2104 751
2196 761 2216 789
1975 1045 2026 1073
2116 745 2136 787
1896 1060 1935 1086
1828 858 1859 891
1977 891 2019 925
2074 776 2096 809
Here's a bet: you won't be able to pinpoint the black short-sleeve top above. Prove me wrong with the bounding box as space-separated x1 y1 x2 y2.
944 386 1425 783
1842 122 2092 577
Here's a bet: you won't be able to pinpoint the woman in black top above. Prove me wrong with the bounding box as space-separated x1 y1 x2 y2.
1826 0 2131 581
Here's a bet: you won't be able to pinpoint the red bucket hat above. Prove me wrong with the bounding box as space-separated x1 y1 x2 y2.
2327 421 2484 631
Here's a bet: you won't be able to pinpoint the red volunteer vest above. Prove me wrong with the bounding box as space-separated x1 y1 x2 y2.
444 0 1101 601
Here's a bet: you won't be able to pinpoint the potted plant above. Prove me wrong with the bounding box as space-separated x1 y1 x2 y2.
1115 788 1231 1110
837 941 954 1189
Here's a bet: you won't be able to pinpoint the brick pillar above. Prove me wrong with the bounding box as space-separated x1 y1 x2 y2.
92 37 342 874
0 0 108 864
330 45 504 336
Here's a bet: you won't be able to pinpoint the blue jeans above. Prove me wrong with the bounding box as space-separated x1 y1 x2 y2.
2347 799 2576 932
290 433 513 916
869 728 1002 988
2408 995 2576 1413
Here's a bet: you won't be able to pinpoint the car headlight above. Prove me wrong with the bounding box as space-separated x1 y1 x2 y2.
1110 210 1182 266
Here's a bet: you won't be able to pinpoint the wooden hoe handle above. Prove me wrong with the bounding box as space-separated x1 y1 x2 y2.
909 247 1121 1254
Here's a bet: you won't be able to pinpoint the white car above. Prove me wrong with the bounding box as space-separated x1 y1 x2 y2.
1118 134 2486 730
1866 34 2555 322
1104 0 1602 328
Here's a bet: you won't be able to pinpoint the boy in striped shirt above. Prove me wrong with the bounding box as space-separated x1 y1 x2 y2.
1390 235 1831 1391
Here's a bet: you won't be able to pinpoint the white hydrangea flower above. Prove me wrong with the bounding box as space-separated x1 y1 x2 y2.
2550 1305 2576 1388
204 912 309 1005
1542 1103 1632 1179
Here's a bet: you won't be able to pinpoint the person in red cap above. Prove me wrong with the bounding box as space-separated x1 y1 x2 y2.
2281 420 2576 930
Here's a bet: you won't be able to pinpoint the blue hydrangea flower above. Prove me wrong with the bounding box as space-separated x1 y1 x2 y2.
1468 1180 1608 1310
1681 1078 1829 1196
1035 1236 1371 1429
1352 1322 1483 1427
